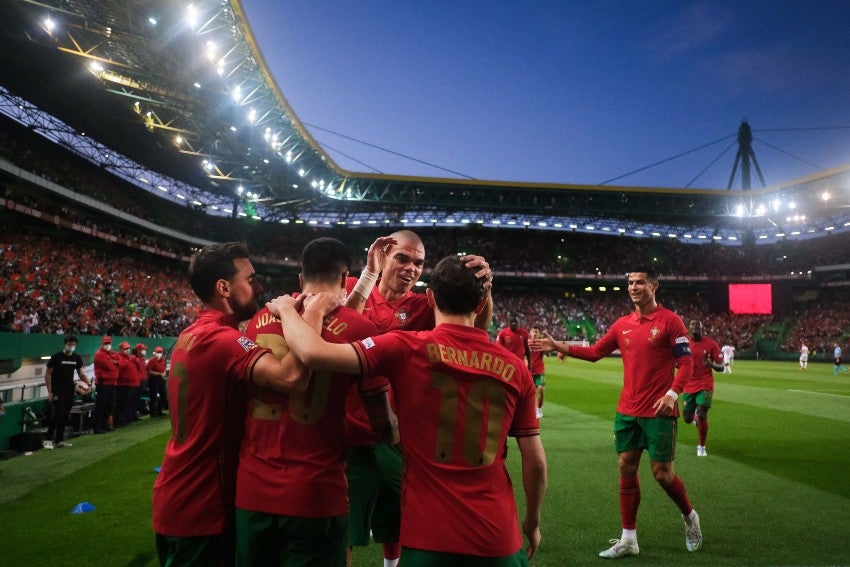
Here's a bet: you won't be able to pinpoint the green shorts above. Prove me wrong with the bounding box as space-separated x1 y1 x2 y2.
532 374 545 387
613 413 678 462
346 443 402 546
401 546 528 567
682 391 713 412
155 532 231 567
234 508 346 566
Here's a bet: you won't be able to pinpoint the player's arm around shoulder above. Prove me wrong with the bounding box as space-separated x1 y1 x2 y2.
517 434 547 560
266 294 361 374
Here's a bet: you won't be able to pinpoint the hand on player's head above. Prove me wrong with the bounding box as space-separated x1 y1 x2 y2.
302 291 341 317
460 254 493 289
365 236 398 274
266 294 304 318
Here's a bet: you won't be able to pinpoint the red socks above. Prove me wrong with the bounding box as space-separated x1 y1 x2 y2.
697 419 708 447
619 475 640 529
662 474 693 516
383 542 400 560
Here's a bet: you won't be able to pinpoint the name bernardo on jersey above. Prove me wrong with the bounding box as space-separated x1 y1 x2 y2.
426 342 517 382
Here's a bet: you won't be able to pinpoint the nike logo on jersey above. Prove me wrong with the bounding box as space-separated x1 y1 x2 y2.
622 330 632 334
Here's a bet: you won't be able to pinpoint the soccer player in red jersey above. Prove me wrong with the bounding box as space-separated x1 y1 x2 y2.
532 267 702 558
683 319 723 457
152 242 336 567
268 255 546 566
528 328 546 418
236 237 395 566
497 317 532 370
343 230 494 567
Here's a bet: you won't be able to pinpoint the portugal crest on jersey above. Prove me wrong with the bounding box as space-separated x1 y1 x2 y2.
395 308 409 326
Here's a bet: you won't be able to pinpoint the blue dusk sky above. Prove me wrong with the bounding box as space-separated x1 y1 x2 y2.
240 0 850 190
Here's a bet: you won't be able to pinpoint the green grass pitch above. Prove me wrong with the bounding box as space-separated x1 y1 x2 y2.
1 358 848 566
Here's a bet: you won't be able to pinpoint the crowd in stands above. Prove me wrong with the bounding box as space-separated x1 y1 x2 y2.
3 114 850 353
783 298 850 356
4 112 850 280
0 229 197 337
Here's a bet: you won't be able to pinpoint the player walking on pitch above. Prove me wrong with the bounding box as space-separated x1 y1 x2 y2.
683 319 723 457
532 266 702 558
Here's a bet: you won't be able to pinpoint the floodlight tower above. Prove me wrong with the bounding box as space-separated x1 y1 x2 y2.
727 121 766 190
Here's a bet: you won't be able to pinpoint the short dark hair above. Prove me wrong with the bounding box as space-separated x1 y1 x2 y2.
300 238 351 285
64 335 78 344
430 255 486 315
629 265 659 282
188 242 250 303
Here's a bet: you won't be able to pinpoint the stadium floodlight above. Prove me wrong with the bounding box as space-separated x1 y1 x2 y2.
193 82 201 89
569 224 578 229
601 227 610 231
684 234 692 239
788 201 797 210
174 135 183 145
205 40 217 61
248 108 257 123
776 232 785 237
89 61 104 73
791 230 801 235
176 194 186 200
651 232 661 237
634 230 644 235
538 221 547 227
368 220 377 224
585 225 595 230
42 17 56 34
713 235 722 240
216 65 224 76
554 223 563 228
617 228 626 233
668 233 677 238
772 199 781 211
759 234 768 239
415 218 424 223
698 235 707 239
821 191 831 201
728 236 738 240
826 226 835 231
507 220 516 225
755 204 766 216
446 218 455 223
187 4 199 29
237 185 244 194
735 204 745 217
492 220 501 225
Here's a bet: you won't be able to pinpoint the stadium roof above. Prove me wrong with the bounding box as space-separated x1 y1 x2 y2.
1 0 849 244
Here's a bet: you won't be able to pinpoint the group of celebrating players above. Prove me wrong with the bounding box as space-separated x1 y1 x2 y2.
151 229 721 566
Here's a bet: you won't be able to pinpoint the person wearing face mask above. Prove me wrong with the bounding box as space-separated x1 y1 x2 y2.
114 341 135 427
146 346 168 417
43 335 90 449
93 336 122 433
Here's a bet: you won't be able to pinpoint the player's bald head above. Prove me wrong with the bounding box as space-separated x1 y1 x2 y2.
390 230 424 251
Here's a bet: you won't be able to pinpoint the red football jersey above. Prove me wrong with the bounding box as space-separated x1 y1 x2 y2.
685 336 721 394
496 326 529 362
152 309 270 536
237 305 382 517
355 323 539 557
568 305 694 417
529 343 545 375
346 276 435 332
344 275 433 447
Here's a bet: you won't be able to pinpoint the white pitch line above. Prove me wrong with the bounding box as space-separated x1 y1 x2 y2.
788 389 850 398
